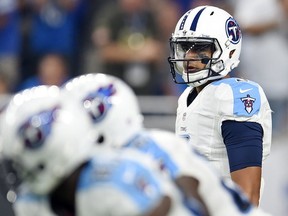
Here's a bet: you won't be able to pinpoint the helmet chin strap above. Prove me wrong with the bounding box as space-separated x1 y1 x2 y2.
183 61 224 87
188 80 205 87
182 68 210 87
176 57 226 86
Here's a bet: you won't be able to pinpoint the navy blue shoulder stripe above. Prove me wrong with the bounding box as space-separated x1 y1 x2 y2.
190 7 206 31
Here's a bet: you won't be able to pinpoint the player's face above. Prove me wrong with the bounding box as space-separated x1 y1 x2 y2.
183 44 213 73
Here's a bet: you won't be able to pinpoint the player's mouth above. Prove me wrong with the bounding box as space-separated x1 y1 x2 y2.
186 65 200 73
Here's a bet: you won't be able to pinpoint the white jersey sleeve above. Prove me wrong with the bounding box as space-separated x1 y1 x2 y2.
76 148 193 216
124 129 196 180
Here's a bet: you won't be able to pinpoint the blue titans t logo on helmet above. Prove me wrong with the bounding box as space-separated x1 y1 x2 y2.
18 106 59 149
82 84 116 123
225 17 241 44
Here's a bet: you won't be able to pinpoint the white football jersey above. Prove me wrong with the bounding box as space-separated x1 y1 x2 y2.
123 129 272 216
76 148 193 216
13 148 194 216
176 78 272 179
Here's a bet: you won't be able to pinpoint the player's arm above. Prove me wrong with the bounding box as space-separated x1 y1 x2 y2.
230 166 261 206
221 120 263 206
175 176 209 216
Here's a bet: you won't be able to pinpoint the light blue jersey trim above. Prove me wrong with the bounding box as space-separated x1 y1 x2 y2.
212 78 261 117
124 133 180 179
17 193 45 202
78 158 163 212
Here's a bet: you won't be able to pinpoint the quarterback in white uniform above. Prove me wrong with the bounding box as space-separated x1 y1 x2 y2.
168 6 272 206
61 73 272 216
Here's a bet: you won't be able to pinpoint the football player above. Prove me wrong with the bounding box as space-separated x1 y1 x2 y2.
167 5 272 206
61 73 272 216
0 85 198 216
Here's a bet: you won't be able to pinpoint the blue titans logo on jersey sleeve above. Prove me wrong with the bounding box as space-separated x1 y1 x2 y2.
240 94 256 114
234 84 260 116
212 78 261 117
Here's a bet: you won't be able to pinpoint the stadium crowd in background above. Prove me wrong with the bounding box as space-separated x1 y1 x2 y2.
0 0 233 96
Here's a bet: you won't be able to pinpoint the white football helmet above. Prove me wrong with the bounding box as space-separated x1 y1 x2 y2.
0 85 95 195
62 73 144 147
168 5 242 87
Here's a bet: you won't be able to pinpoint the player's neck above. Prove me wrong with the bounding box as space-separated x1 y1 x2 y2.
49 163 86 215
195 81 211 93
196 75 230 93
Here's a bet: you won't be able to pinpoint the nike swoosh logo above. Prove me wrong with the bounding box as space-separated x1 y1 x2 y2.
240 88 253 93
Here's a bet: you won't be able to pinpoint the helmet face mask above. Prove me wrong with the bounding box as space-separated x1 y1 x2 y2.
169 37 224 86
168 6 242 87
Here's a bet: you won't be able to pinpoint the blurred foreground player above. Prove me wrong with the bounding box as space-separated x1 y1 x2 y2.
0 85 201 216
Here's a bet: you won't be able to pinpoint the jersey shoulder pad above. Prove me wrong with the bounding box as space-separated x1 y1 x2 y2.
211 78 264 117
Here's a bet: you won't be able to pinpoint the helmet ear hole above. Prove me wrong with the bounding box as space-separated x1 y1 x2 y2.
96 134 105 145
229 49 236 59
37 163 45 171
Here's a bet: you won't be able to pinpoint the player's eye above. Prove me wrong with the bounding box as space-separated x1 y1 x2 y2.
181 44 192 52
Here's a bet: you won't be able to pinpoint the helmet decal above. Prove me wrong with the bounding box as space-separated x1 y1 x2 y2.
190 7 206 31
18 106 59 150
83 84 116 123
179 10 191 30
225 17 241 44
